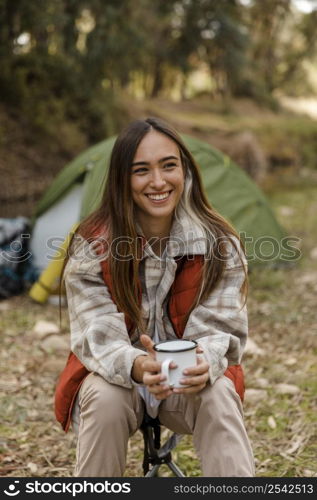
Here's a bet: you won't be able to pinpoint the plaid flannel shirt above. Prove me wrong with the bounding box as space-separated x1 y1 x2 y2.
64 207 248 388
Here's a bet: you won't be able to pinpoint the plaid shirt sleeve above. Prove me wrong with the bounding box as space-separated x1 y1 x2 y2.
64 237 146 388
182 237 248 385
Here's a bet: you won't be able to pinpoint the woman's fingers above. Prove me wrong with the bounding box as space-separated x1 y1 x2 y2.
142 357 172 400
153 388 173 400
147 382 173 397
143 371 165 386
140 334 156 355
173 383 207 395
171 356 210 394
141 358 177 380
178 372 209 388
143 371 173 399
182 360 209 377
141 358 161 373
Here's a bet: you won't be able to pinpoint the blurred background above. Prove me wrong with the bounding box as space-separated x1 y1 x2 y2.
0 0 316 478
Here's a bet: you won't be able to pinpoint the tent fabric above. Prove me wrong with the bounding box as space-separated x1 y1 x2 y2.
34 137 116 219
31 184 83 272
31 133 292 271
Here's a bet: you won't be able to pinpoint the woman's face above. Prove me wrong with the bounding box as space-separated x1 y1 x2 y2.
131 130 185 226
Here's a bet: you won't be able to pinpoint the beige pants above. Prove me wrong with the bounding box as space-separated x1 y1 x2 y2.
72 373 255 477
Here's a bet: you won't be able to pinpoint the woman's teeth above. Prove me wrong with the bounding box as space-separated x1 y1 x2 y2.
146 192 170 200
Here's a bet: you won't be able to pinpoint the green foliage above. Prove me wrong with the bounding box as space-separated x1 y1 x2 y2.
0 0 129 141
0 0 317 141
260 118 317 170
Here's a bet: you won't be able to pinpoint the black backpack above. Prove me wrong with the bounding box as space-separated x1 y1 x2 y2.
0 217 35 299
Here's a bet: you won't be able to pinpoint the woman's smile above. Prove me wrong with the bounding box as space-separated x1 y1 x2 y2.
145 190 173 202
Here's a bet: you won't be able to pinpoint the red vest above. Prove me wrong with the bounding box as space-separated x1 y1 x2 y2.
54 255 245 432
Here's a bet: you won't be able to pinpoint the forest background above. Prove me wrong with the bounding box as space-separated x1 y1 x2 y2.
0 0 316 477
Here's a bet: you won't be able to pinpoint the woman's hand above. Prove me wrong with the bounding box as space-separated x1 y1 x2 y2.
133 334 175 400
172 354 210 395
132 335 210 398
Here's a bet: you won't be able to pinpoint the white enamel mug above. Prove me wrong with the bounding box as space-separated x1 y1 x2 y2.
153 339 198 388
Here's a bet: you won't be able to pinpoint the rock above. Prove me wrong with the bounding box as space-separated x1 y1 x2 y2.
284 357 297 367
244 338 265 357
255 377 270 389
278 206 295 217
310 247 317 260
303 469 317 477
47 295 67 307
32 320 60 339
244 389 267 404
27 409 39 419
41 335 69 353
44 358 68 373
298 271 317 285
0 301 10 311
275 383 300 395
257 303 272 316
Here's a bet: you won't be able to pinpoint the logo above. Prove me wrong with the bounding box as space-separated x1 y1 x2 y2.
4 481 20 496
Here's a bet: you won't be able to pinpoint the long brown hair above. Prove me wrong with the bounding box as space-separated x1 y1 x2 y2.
65 117 248 334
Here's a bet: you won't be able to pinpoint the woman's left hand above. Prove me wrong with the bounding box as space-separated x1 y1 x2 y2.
172 354 210 395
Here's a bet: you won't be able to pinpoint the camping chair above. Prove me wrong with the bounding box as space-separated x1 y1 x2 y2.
140 411 185 477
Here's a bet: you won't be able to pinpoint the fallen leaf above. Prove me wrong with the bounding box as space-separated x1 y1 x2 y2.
285 437 303 455
267 416 277 429
27 462 38 473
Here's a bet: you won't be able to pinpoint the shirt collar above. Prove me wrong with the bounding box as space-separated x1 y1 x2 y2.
136 206 208 260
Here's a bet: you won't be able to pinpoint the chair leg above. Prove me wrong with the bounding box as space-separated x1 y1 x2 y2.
144 464 160 477
145 459 186 477
141 413 186 477
167 460 186 477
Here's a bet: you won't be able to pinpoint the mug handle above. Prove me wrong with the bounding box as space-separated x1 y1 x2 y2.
161 358 173 387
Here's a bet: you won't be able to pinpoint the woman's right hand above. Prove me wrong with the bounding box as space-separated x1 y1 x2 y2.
132 334 174 400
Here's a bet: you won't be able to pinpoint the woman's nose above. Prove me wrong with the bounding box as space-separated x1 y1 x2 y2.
149 169 166 189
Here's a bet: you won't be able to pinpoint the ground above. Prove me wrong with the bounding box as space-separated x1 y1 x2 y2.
0 176 316 477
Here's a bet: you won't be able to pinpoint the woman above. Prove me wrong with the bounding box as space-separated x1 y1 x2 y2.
54 117 255 477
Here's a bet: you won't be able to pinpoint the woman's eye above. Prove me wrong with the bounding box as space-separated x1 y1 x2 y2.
133 167 148 174
164 163 176 168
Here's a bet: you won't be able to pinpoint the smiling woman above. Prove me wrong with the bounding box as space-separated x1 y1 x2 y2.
54 117 254 477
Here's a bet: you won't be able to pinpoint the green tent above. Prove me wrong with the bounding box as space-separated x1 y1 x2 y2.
30 134 294 274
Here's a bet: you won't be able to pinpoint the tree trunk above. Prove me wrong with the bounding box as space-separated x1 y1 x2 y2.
151 58 163 98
